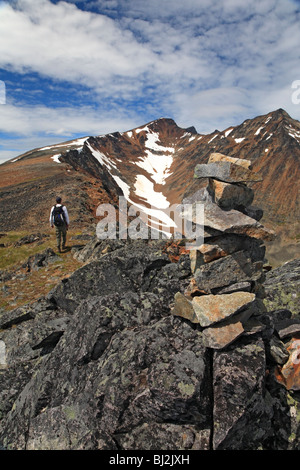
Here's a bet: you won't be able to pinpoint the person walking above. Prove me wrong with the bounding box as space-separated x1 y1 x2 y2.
50 197 69 252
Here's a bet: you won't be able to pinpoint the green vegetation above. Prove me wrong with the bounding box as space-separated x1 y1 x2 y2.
0 230 86 311
0 232 49 270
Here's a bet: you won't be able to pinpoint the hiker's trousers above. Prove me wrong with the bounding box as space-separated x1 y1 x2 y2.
55 223 67 249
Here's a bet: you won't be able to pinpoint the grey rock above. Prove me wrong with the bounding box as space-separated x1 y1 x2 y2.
194 161 262 183
275 318 300 339
268 336 290 365
264 259 300 315
212 337 273 449
0 238 299 450
194 250 264 293
182 188 275 241
207 178 254 210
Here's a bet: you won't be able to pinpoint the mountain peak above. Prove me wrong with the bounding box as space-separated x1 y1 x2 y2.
269 108 293 121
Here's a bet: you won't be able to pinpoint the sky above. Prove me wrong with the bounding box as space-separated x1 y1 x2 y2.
0 0 300 164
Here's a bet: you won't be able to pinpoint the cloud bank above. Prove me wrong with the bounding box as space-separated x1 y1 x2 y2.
0 0 299 162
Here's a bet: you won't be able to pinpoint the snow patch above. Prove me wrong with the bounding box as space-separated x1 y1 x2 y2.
111 174 131 200
286 126 300 141
134 175 169 209
224 128 233 137
87 143 117 171
135 125 149 134
135 130 174 184
39 137 88 151
51 154 61 163
208 134 218 144
110 173 175 233
234 137 245 143
255 126 264 135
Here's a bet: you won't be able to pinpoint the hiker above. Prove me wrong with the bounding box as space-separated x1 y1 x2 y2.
50 197 69 252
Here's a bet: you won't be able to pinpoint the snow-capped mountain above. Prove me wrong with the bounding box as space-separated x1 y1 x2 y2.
0 108 299 261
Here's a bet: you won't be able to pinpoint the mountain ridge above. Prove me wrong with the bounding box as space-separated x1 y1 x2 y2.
0 108 299 265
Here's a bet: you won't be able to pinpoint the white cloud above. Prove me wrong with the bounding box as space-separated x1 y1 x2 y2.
0 101 139 163
0 0 300 162
0 0 155 95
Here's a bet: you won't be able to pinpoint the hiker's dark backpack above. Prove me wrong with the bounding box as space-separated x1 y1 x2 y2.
53 205 66 227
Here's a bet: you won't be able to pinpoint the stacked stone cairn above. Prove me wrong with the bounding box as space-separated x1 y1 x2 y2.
171 152 276 349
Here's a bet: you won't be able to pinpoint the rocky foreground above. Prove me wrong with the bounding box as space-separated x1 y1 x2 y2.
0 154 300 450
0 237 299 450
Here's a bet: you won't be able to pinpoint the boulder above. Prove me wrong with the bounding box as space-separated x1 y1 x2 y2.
182 188 275 241
194 161 262 183
194 250 263 293
190 233 265 266
22 248 60 272
202 318 245 349
171 292 198 323
274 318 300 339
212 337 273 449
208 178 254 210
191 292 256 327
264 259 300 315
208 152 252 169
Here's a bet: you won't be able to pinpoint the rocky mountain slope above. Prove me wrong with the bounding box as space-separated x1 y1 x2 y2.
0 108 299 265
0 155 299 451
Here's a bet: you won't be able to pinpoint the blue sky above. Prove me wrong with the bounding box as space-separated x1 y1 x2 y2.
0 0 300 164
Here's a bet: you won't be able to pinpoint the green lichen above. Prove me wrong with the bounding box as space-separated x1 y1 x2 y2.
64 406 77 421
264 282 299 315
287 393 300 423
178 382 195 397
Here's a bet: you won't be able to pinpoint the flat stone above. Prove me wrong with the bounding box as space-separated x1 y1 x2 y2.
194 162 262 183
194 234 265 265
171 292 199 323
208 179 254 210
182 188 275 241
201 303 255 349
192 291 256 327
194 250 263 292
202 319 245 349
208 152 252 169
213 281 252 295
275 318 300 339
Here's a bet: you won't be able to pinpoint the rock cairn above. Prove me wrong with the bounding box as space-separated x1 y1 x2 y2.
172 152 275 349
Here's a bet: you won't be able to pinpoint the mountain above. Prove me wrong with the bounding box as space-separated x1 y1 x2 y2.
0 109 299 264
1 125 300 450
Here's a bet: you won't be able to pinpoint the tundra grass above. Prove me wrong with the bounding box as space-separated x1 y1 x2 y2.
0 230 87 311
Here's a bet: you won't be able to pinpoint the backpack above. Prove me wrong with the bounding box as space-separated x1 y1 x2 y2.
53 205 66 227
